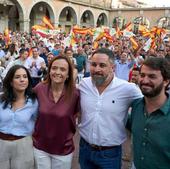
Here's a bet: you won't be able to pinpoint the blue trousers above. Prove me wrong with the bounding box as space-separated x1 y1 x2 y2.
79 138 122 169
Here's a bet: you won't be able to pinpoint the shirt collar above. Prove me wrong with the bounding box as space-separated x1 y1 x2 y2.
48 85 66 100
118 60 128 64
160 94 170 115
142 95 170 116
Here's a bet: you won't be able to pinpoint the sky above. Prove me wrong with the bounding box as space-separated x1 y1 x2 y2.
142 0 170 7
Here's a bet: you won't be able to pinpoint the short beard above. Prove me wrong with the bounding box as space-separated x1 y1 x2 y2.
92 75 107 86
140 82 164 98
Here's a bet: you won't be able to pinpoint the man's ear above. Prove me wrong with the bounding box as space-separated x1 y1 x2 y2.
164 79 170 89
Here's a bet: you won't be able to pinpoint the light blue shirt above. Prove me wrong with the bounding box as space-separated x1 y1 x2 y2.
0 98 38 136
0 49 5 58
115 60 135 81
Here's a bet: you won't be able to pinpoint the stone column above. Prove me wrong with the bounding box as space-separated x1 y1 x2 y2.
54 21 59 28
76 6 81 27
19 19 30 32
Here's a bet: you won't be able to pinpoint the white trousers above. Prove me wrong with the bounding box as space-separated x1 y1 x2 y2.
0 136 34 169
34 148 73 169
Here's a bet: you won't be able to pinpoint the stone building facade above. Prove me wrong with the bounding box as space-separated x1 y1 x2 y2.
0 0 169 32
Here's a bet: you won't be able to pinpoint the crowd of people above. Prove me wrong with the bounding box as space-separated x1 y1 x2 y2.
0 29 169 169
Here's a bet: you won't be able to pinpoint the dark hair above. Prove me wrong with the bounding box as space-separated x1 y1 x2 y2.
31 46 39 51
43 55 75 101
132 67 140 72
20 43 25 48
91 48 115 64
105 43 110 47
1 65 36 109
45 47 50 53
82 43 88 48
165 55 170 63
8 43 16 56
64 47 73 54
19 48 27 55
141 57 170 89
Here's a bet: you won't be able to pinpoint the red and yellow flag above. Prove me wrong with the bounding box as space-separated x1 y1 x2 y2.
124 22 133 32
93 41 99 49
32 25 47 31
73 27 93 35
115 26 122 38
130 37 139 50
42 16 55 30
28 48 33 57
4 28 11 47
138 24 149 33
151 38 156 49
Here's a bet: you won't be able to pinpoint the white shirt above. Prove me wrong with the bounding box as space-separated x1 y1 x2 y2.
24 56 45 78
78 77 142 146
1 59 26 79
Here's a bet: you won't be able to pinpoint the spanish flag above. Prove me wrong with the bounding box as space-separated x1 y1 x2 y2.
130 37 139 50
32 25 47 31
115 26 122 38
92 27 103 41
69 29 76 47
151 38 156 49
4 28 11 47
93 41 99 49
104 32 113 42
28 48 33 57
73 27 93 35
138 24 149 33
124 22 132 32
42 16 55 30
